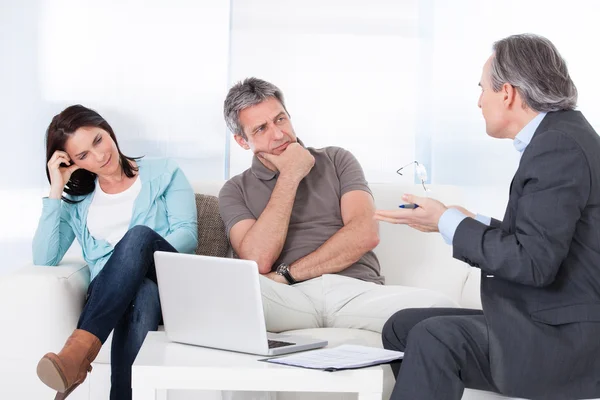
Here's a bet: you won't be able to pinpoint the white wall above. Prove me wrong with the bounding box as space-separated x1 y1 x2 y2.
2 0 600 273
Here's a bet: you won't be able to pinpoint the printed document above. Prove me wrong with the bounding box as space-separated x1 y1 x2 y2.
264 344 404 371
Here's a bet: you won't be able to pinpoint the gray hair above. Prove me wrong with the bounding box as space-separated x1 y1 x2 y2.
223 77 289 138
490 34 578 112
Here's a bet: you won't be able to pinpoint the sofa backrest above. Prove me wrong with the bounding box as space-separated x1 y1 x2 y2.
369 183 481 308
191 182 482 309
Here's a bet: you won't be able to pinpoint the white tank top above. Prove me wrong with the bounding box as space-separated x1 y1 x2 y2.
86 177 142 246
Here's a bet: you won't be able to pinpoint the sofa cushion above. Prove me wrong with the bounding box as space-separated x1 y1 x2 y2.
282 327 382 348
194 193 230 258
461 267 483 310
369 184 473 305
95 327 167 364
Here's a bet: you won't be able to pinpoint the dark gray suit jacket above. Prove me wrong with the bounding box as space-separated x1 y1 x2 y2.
454 110 600 400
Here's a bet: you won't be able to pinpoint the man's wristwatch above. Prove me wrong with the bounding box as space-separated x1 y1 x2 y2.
275 263 297 284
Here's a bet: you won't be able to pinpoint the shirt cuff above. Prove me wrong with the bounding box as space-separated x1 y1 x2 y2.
438 208 468 245
475 213 491 226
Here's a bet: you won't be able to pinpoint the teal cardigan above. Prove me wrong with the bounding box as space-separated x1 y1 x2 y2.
32 158 198 281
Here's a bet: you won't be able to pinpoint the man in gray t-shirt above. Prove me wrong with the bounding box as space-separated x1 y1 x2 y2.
220 141 383 285
219 78 454 333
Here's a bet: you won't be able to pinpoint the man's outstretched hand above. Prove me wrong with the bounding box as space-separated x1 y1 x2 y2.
374 194 448 232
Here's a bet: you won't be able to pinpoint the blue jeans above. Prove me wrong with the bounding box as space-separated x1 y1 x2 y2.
77 225 177 400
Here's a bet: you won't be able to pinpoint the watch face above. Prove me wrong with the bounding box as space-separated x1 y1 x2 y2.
276 264 287 275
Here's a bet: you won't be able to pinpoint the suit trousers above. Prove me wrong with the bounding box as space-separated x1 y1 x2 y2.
382 308 499 400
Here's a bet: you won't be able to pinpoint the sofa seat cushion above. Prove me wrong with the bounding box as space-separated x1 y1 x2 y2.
95 326 166 364
282 327 382 348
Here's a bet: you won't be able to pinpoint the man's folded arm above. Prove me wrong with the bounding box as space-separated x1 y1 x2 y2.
289 190 380 281
220 177 299 274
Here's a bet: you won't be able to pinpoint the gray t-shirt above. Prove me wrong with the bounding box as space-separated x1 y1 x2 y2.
218 142 384 284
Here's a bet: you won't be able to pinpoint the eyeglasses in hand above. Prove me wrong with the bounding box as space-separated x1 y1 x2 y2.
396 161 430 193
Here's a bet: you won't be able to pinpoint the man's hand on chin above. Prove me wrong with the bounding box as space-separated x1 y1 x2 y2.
374 194 448 231
264 271 289 285
259 143 315 182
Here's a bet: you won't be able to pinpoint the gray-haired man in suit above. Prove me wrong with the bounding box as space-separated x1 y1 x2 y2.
375 34 600 400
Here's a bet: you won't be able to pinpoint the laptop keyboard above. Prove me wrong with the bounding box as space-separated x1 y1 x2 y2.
268 339 296 349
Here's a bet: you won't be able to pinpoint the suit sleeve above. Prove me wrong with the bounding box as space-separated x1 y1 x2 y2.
489 218 502 228
452 131 590 287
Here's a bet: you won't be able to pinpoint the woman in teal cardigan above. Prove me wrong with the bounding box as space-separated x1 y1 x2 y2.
33 105 198 400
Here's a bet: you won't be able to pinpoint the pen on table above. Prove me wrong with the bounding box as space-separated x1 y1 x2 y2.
399 203 419 209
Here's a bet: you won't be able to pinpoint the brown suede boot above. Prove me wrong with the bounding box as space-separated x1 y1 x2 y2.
36 329 102 399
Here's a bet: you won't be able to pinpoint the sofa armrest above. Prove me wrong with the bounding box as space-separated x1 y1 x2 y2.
0 259 90 361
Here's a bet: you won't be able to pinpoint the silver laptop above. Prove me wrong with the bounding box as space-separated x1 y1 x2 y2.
154 252 328 356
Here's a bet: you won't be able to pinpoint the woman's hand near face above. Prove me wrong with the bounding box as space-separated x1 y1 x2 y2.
47 150 79 199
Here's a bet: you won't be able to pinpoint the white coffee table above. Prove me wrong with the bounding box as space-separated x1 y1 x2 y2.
132 332 384 400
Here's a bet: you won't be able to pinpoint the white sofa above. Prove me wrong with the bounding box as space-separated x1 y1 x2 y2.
0 183 525 400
